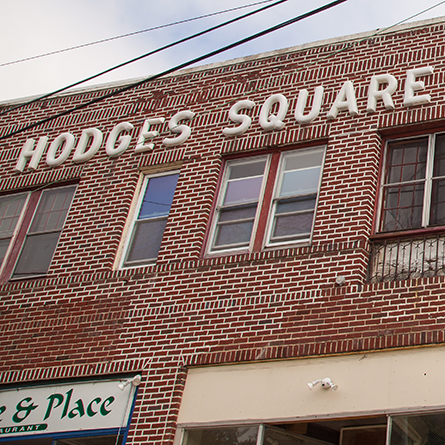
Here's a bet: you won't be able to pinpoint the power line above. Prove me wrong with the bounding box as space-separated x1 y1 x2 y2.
181 0 445 125
0 0 289 118
0 0 274 69
0 0 349 142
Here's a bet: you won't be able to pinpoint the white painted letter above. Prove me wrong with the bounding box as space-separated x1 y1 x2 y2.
163 111 195 147
367 74 398 113
403 66 434 107
222 100 255 136
259 94 288 131
73 128 103 163
294 87 324 124
106 122 134 157
327 81 358 119
135 117 165 153
46 132 75 167
14 137 48 173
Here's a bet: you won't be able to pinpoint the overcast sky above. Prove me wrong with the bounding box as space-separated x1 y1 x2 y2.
2 0 445 103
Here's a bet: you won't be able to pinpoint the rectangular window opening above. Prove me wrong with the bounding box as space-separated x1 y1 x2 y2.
121 172 179 268
208 146 325 255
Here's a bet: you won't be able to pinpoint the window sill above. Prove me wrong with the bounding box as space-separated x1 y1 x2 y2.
8 273 47 282
370 225 445 241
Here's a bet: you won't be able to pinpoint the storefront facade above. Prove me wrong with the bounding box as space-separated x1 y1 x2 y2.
2 15 445 445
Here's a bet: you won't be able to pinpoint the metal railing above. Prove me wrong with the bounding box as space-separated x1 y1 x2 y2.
369 233 445 283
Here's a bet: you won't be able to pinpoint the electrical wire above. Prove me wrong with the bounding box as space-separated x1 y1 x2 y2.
0 0 274 68
0 0 348 142
176 0 445 124
0 0 289 118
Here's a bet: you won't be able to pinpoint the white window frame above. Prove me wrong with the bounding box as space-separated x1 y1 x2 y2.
265 146 326 248
206 155 270 255
207 146 326 256
119 170 180 269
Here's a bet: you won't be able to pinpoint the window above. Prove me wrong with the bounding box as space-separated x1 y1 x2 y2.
379 134 445 232
370 133 445 282
0 185 76 281
121 172 179 267
208 146 325 254
0 193 27 267
182 412 445 445
182 419 388 445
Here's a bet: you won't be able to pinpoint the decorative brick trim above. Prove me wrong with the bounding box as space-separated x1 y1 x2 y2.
0 239 368 293
0 165 84 192
0 358 150 385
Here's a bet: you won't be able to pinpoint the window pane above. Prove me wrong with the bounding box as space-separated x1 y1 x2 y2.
280 167 321 197
271 211 314 241
13 232 60 277
381 184 424 231
185 426 258 445
390 413 445 445
430 178 445 225
283 149 324 171
224 176 264 205
0 237 11 266
124 218 168 265
275 197 317 214
387 138 427 184
229 160 266 180
139 174 179 219
218 205 257 222
0 194 26 237
30 187 76 233
434 134 445 178
213 204 257 249
214 220 255 249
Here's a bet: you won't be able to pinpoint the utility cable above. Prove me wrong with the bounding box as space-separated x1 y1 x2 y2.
0 0 348 142
0 0 274 68
0 0 289 118
189 0 445 124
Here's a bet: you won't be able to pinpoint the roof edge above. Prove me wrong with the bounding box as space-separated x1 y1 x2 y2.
3 15 445 106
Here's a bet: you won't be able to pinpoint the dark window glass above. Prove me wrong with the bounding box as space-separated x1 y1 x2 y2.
13 186 76 278
0 193 27 267
381 138 428 232
390 413 445 445
123 173 179 267
185 426 258 445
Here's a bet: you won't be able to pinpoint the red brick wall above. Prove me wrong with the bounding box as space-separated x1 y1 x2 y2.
2 19 445 445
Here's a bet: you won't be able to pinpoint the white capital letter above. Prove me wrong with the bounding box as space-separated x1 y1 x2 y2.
327 81 358 119
135 117 165 153
294 87 324 124
73 128 103 163
367 74 398 113
223 100 255 136
14 137 48 173
106 122 134 157
163 111 195 147
46 132 75 167
259 94 288 131
403 66 434 107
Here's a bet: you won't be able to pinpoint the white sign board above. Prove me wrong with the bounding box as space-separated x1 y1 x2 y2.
0 379 137 438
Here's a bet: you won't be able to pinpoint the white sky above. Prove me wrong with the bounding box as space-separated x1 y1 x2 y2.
2 0 445 103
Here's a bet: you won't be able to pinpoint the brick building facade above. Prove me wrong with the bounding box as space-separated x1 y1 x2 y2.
2 15 445 445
